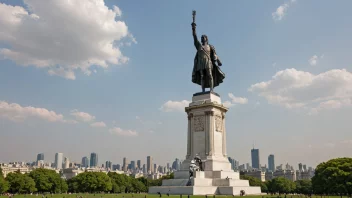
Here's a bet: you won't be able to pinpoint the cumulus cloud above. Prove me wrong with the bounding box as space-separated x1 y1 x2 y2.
70 110 95 122
272 0 296 21
308 54 324 66
0 1 135 79
0 101 67 122
272 3 289 21
160 100 190 112
249 68 352 113
109 127 138 137
228 93 248 104
90 121 106 128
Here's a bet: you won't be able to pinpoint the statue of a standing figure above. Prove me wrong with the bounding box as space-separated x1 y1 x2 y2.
191 10 225 92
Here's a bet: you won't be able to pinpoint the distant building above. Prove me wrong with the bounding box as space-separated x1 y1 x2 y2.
112 164 121 171
137 160 141 169
105 161 112 170
147 156 153 173
64 157 70 169
172 158 180 171
81 157 89 168
90 153 98 167
244 170 266 182
268 154 275 172
154 164 158 173
123 157 129 172
131 161 136 171
143 164 146 174
54 153 63 169
251 148 260 169
37 153 44 162
273 169 296 181
298 163 303 172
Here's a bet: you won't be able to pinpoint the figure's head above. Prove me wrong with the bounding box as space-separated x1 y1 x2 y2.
201 35 208 44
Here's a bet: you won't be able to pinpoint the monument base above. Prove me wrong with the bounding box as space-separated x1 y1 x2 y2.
149 92 261 195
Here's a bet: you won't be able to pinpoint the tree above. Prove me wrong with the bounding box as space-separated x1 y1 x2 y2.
267 177 295 195
29 168 66 193
295 180 312 195
312 157 352 196
0 176 9 194
0 167 4 179
240 175 262 187
6 172 37 193
67 172 112 193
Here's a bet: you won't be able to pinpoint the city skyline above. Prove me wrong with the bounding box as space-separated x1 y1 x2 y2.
1 0 352 167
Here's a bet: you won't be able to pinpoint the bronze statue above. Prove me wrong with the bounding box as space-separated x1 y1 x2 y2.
191 10 225 92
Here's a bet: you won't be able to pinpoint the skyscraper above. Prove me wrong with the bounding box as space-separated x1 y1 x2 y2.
147 156 153 173
137 160 141 169
54 153 63 169
131 161 136 171
268 154 275 172
105 161 112 170
251 148 260 169
143 164 146 174
81 157 89 168
123 157 129 171
298 163 303 172
154 164 157 173
37 153 44 161
90 153 98 167
64 157 70 169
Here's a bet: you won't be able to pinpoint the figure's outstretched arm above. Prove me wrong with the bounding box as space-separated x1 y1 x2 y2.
192 23 200 49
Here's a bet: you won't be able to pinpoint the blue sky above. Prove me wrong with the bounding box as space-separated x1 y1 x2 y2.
1 0 352 168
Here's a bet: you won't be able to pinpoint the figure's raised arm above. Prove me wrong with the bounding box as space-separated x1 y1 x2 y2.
192 23 201 49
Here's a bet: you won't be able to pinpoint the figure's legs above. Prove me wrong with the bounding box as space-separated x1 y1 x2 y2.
206 68 214 92
200 70 205 92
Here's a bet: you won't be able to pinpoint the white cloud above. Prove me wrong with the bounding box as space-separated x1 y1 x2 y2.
228 93 248 104
109 127 138 137
160 100 190 112
272 3 290 21
70 110 95 122
113 5 122 17
223 101 235 108
90 121 106 128
308 54 324 66
249 68 352 113
0 101 66 122
0 1 135 79
308 55 318 66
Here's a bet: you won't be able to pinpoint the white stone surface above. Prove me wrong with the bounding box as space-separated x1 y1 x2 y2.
190 92 221 106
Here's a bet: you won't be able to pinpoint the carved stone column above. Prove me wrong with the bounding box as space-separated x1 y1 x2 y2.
222 112 227 157
186 113 193 159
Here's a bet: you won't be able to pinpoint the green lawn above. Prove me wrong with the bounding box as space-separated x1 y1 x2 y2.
0 194 349 198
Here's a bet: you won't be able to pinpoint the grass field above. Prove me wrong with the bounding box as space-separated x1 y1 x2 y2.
0 194 349 198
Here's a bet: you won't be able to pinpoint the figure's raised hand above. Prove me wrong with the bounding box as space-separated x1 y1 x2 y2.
191 22 196 29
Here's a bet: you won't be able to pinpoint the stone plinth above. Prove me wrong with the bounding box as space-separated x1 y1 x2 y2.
149 92 261 195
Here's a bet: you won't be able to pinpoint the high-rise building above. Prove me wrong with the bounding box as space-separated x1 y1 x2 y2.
90 153 98 167
54 153 63 169
123 157 129 171
303 164 307 172
298 163 303 172
172 158 180 171
147 156 153 173
167 163 170 170
81 157 89 168
251 148 260 169
131 161 136 171
268 154 275 172
105 161 112 170
64 157 70 169
37 153 44 162
154 164 158 173
137 160 141 169
143 164 146 174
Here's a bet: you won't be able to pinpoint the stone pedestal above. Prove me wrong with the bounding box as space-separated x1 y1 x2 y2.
149 92 261 195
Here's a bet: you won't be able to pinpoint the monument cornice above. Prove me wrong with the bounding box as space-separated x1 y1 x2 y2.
185 102 228 113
